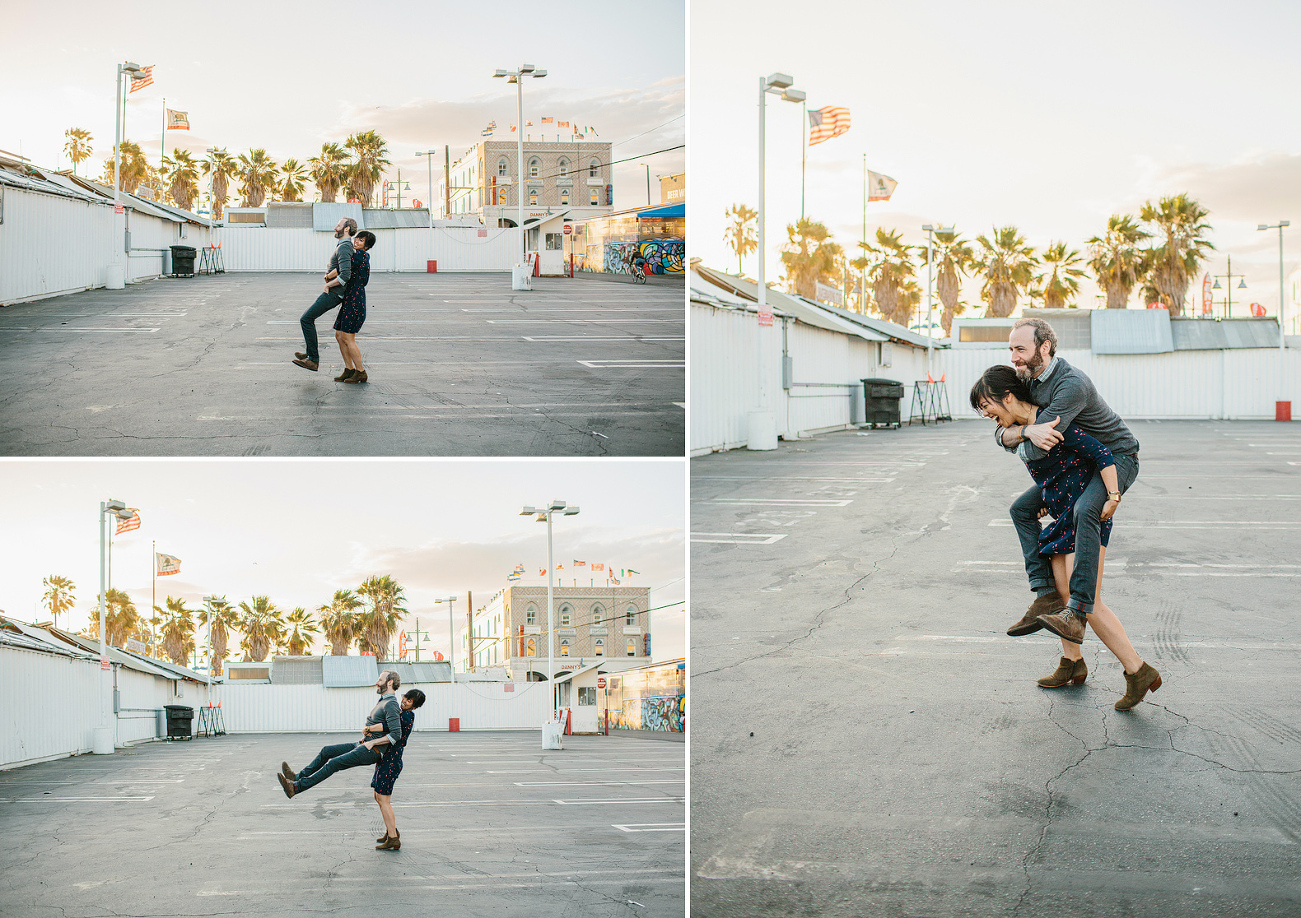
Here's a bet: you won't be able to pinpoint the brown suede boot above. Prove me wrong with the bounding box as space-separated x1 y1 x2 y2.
1036 609 1087 645
376 829 400 850
1008 593 1065 636
334 368 356 382
1115 663 1162 711
1037 656 1087 688
344 369 368 384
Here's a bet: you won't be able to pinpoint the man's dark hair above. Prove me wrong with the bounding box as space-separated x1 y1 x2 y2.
356 230 377 250
341 217 358 235
1013 317 1057 356
969 364 1033 413
381 669 400 690
403 689 426 709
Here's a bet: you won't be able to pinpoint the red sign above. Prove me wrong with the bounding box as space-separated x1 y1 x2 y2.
563 225 572 235
114 203 124 214
433 651 444 661
101 660 111 670
412 199 422 208
597 677 606 689
758 305 774 327
1202 273 1213 315
1250 302 1266 316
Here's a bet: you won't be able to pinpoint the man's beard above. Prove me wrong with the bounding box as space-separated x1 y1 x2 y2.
1014 352 1044 381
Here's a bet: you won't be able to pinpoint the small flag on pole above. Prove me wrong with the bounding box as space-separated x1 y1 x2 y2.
592 563 605 572
626 569 640 576
808 106 851 146
559 121 569 128
155 552 181 576
129 66 154 93
542 116 554 124
166 109 189 130
539 568 546 577
867 170 898 201
116 510 141 535
609 574 620 585
510 125 517 133
574 560 587 567
556 563 565 571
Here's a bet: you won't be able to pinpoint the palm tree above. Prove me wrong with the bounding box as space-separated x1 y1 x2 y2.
277 159 309 203
344 131 390 206
198 596 240 676
202 148 238 220
723 203 758 276
101 140 149 194
64 128 93 176
237 149 279 207
1087 215 1151 309
919 230 976 336
848 254 871 313
284 607 320 656
357 575 407 661
84 588 141 647
42 575 76 629
779 218 843 301
158 596 197 666
238 595 284 662
1034 241 1088 309
975 226 1037 318
309 143 350 203
859 228 917 325
162 149 201 212
1140 194 1215 317
319 589 362 655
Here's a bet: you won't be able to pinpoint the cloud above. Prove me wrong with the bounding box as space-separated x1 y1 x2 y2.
1142 153 1301 224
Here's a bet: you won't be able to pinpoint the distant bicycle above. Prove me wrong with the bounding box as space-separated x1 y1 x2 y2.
630 260 647 284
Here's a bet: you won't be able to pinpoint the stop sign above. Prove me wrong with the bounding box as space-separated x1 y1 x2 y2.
597 677 606 689
563 225 572 235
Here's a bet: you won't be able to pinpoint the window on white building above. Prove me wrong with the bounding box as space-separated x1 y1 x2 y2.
590 189 599 205
529 190 537 205
560 604 572 627
626 604 637 625
558 158 569 177
589 158 600 178
626 640 636 657
560 190 569 205
529 157 541 178
560 639 570 657
498 158 508 177
526 603 537 626
592 603 605 625
594 639 604 656
526 637 536 657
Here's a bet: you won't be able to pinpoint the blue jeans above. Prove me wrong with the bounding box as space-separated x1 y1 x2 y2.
1010 453 1140 615
294 741 381 793
300 289 343 362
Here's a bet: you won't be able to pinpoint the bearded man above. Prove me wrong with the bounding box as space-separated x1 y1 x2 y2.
995 318 1141 645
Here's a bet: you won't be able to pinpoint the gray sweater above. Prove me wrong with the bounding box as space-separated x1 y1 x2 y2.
327 236 353 288
999 356 1140 460
365 692 402 745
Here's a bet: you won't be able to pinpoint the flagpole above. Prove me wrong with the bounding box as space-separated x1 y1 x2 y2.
800 101 807 221
861 154 866 311
151 539 156 657
161 98 166 173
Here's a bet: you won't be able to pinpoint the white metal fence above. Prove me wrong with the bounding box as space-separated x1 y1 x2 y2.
215 225 518 273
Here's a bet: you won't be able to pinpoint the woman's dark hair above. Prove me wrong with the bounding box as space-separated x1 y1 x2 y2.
969 365 1033 413
356 230 377 250
403 689 425 709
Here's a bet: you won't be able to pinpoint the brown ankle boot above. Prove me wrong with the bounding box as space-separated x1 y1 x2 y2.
344 369 368 384
1008 593 1065 636
335 368 356 382
376 829 400 850
376 831 389 843
1115 663 1162 711
1037 656 1087 688
1036 609 1087 645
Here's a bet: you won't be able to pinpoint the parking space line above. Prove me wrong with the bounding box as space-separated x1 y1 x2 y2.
521 336 685 341
554 797 684 805
513 781 683 787
578 360 684 368
12 796 156 802
691 532 788 544
709 498 853 507
613 823 685 832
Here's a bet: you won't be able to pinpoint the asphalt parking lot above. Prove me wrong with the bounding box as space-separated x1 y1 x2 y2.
0 272 684 456
0 731 684 918
690 420 1301 917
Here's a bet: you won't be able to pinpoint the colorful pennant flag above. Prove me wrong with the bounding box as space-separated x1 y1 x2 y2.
626 569 640 576
592 563 605 572
556 563 565 571
559 121 569 128
609 574 620 585
867 170 898 202
539 568 546 577
542 116 554 124
510 125 517 133
129 66 154 93
116 509 141 535
574 560 587 567
166 109 189 130
808 106 851 146
155 552 181 576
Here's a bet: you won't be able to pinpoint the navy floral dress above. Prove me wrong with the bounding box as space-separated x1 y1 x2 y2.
1023 417 1116 557
333 249 370 334
371 709 413 795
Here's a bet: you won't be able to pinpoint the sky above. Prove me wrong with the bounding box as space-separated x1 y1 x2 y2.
0 460 686 664
1 0 684 211
690 0 1301 317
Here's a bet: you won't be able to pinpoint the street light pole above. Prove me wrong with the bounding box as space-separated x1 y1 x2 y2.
521 500 579 748
1258 221 1291 351
920 224 953 379
752 72 805 452
416 150 437 226
494 64 547 288
433 596 459 684
96 499 133 755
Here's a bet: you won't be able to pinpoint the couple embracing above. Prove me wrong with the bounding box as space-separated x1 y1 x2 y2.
292 216 376 383
973 317 1162 711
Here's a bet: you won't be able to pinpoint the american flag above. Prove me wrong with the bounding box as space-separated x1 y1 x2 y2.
573 560 586 567
808 106 850 146
129 66 154 93
116 510 141 535
155 552 181 576
542 116 554 124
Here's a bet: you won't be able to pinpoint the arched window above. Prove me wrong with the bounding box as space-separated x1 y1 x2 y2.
588 158 600 178
497 158 509 177
560 189 569 205
591 603 605 625
559 603 572 627
529 157 541 178
589 189 599 206
594 639 604 656
529 190 537 205
560 639 570 657
557 158 570 177
526 637 536 657
625 604 637 625
625 640 636 657
526 603 537 626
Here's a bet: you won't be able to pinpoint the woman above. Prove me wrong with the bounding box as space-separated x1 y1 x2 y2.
361 688 424 850
970 365 1161 711
333 230 376 384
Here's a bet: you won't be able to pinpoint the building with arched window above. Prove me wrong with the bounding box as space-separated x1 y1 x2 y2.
457 584 651 682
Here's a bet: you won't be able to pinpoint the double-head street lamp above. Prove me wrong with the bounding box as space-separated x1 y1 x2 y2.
113 62 149 202
431 595 459 684
1258 221 1291 351
520 500 579 734
494 63 547 273
921 224 954 378
415 149 438 226
751 72 805 451
96 499 135 754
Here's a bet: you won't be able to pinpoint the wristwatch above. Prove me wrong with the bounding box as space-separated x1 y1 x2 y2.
1107 491 1122 501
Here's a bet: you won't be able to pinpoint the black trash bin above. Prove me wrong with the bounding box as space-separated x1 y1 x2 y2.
170 245 197 277
862 378 904 429
164 704 194 740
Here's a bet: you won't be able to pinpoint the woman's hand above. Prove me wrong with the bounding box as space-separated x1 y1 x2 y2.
1100 498 1119 522
1036 506 1050 520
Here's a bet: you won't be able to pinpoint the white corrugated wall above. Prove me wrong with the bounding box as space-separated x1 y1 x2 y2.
1 647 102 768
0 187 115 303
218 682 548 733
940 347 1301 420
214 226 517 272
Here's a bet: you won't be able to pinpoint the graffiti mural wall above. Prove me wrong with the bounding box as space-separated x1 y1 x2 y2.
602 240 686 276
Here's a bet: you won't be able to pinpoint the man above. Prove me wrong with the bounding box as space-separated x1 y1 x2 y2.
293 217 357 372
997 318 1141 645
277 670 402 798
